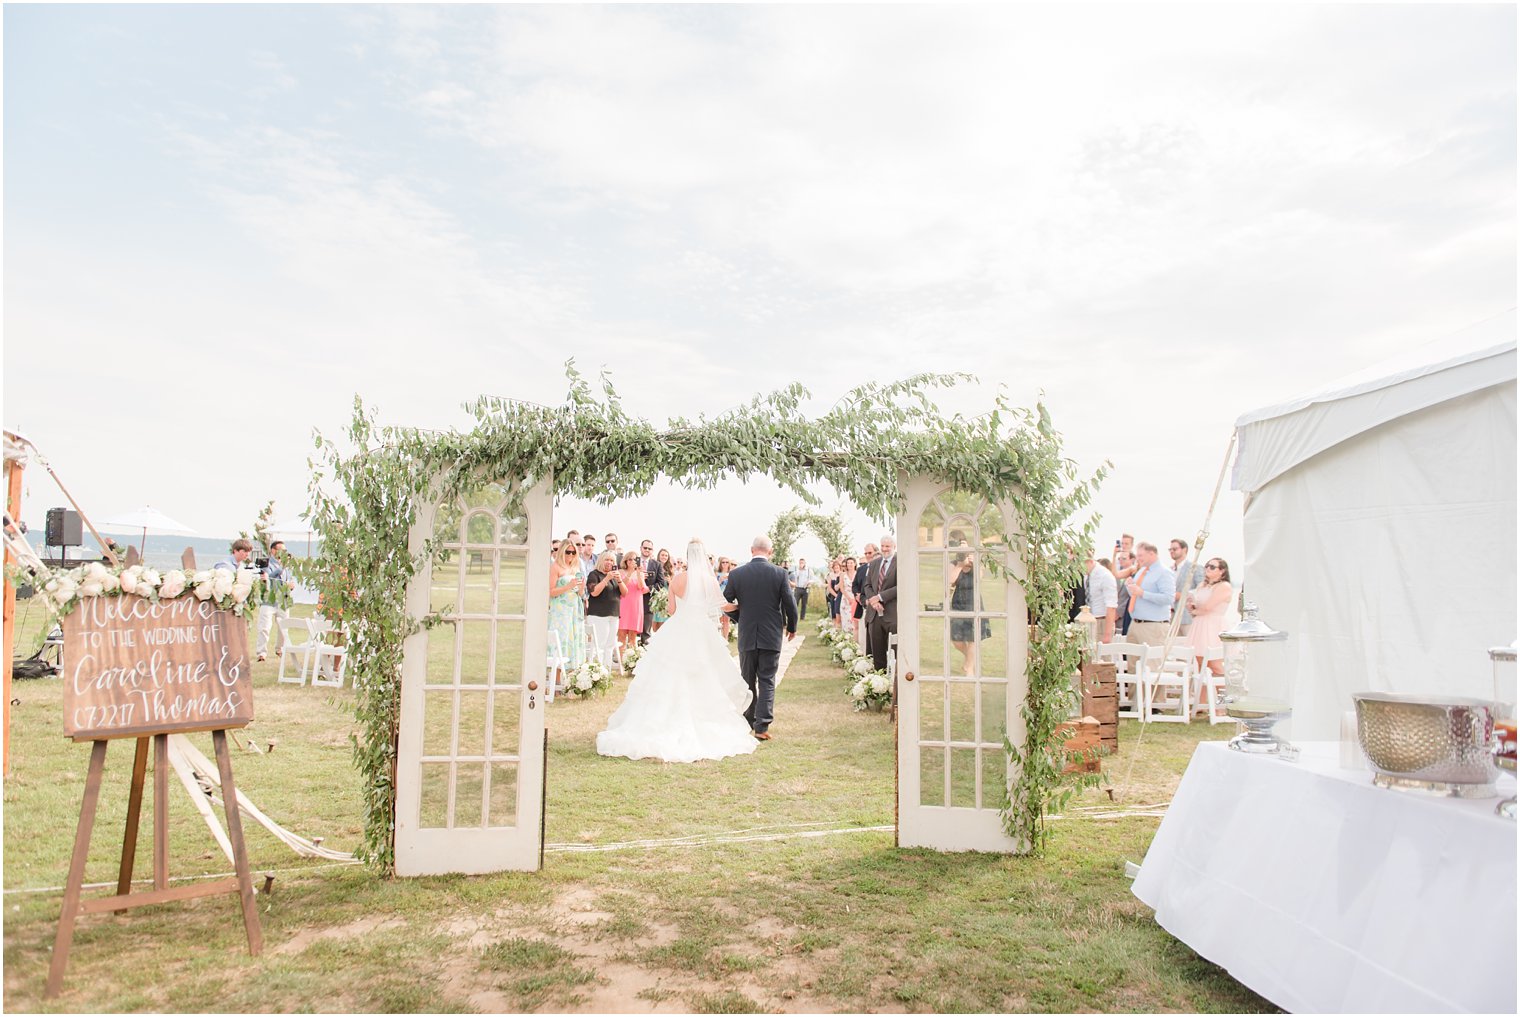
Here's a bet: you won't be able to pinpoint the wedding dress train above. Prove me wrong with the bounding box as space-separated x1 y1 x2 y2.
596 541 757 763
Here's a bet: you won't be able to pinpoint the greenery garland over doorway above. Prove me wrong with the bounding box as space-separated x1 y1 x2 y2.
304 366 1106 872
767 507 852 564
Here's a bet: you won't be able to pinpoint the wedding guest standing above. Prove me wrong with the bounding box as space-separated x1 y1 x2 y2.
1085 552 1118 644
716 557 733 640
949 549 990 676
651 549 674 631
854 544 876 649
793 557 811 620
639 539 664 646
839 556 858 632
548 541 587 688
585 552 622 667
826 560 843 627
1112 550 1135 635
1186 558 1233 683
1125 542 1176 646
254 541 296 663
577 533 598 592
862 535 898 673
617 552 648 658
1169 538 1204 636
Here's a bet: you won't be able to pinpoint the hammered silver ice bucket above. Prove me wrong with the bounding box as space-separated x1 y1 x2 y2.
1353 692 1498 797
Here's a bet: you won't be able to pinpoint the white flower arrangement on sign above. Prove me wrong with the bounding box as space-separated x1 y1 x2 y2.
33 561 262 618
849 669 893 712
565 658 613 698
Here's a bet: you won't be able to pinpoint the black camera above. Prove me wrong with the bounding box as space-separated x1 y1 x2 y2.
255 556 270 570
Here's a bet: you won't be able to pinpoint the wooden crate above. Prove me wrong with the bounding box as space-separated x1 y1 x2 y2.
1055 717 1102 774
1079 660 1119 752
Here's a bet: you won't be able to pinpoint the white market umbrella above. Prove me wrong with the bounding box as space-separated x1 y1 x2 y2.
100 505 198 555
270 516 317 556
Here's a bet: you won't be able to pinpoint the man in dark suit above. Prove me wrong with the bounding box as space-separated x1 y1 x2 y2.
862 535 898 673
722 535 797 741
638 538 665 646
853 543 877 653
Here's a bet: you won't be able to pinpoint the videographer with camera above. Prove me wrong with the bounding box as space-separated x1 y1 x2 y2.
254 540 296 662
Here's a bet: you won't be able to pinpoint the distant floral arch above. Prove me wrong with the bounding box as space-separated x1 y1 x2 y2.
767 507 851 564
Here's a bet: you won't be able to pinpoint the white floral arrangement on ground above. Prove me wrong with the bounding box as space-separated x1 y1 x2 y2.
849 668 894 712
33 561 262 618
829 634 862 666
565 658 613 698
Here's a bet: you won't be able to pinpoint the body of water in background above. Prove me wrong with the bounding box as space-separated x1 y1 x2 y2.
50 532 323 604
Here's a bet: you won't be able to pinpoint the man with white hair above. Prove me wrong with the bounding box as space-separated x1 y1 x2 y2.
1084 550 1117 644
862 534 898 673
721 535 798 741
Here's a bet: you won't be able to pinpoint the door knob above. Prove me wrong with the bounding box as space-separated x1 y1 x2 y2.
904 672 916 682
527 680 538 691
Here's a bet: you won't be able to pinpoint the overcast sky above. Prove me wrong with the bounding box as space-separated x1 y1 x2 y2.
4 4 1514 581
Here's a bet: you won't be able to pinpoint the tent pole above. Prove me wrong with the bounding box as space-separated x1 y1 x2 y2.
6 436 118 568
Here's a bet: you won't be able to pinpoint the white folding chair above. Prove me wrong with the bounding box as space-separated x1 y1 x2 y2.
1195 644 1229 724
276 617 319 685
545 630 568 702
308 617 348 689
1096 643 1149 719
1141 644 1193 724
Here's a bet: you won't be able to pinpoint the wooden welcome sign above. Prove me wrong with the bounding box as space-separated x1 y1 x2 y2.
48 593 262 998
62 597 254 739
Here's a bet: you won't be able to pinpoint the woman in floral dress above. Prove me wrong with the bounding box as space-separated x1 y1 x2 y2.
547 542 586 687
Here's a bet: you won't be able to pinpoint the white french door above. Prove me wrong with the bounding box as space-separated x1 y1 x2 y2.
896 476 1029 853
395 475 552 875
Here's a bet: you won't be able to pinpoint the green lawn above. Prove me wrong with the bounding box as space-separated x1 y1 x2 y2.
3 599 1272 1013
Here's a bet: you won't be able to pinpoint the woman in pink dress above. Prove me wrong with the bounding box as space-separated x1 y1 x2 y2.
617 552 648 658
1186 558 1232 714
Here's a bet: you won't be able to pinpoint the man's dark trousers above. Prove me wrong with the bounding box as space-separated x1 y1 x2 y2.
740 649 779 733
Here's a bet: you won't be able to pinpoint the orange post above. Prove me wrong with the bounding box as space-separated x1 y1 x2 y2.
3 451 24 774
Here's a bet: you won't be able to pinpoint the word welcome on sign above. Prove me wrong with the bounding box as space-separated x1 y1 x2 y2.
62 596 254 740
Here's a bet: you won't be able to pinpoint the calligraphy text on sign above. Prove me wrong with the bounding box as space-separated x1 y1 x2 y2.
62 597 254 739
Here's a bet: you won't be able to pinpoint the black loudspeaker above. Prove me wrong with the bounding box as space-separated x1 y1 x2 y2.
45 507 82 548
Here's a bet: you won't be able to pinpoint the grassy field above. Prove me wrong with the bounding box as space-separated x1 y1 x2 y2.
3 598 1273 1013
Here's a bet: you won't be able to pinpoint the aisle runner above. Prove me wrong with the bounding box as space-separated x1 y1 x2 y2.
730 634 805 686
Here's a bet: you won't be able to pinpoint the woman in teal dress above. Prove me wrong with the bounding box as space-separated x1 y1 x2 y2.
548 542 587 685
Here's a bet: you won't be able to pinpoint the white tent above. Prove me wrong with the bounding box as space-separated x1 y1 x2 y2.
1231 310 1517 740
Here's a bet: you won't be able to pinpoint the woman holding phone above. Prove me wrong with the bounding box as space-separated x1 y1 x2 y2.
617 552 649 658
547 540 587 687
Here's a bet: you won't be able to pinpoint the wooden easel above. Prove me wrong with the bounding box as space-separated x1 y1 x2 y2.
46 728 262 998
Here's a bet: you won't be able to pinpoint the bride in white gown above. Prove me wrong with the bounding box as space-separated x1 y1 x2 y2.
596 540 758 762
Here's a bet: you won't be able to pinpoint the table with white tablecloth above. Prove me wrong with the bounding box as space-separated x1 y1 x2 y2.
1133 740 1516 1013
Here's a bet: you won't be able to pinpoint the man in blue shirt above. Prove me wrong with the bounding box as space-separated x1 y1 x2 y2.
215 538 254 571
1125 541 1176 646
